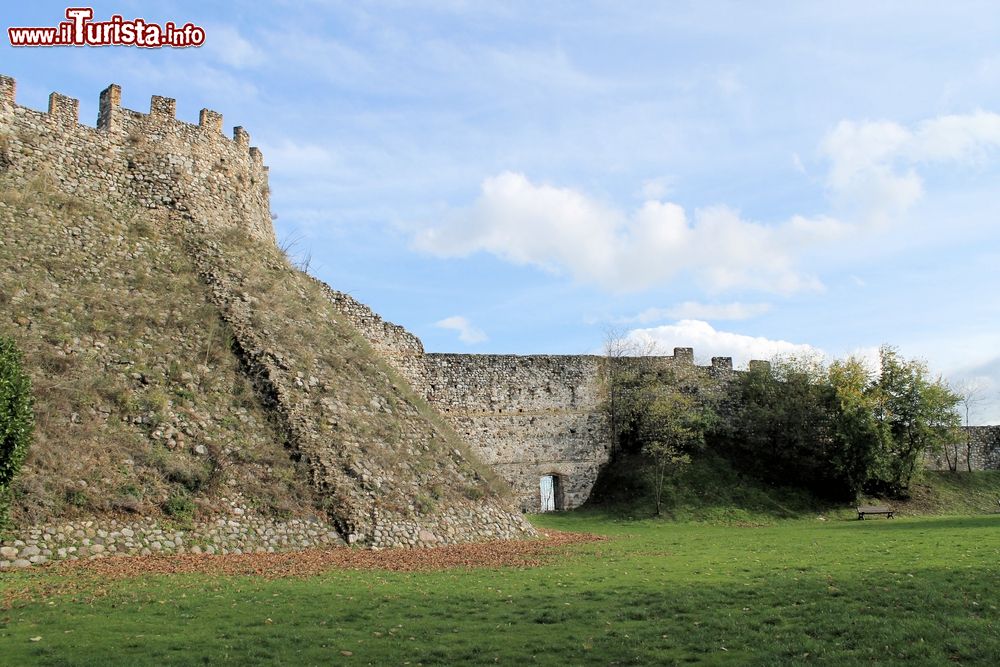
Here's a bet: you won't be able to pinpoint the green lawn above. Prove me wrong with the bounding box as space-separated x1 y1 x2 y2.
2 512 999 665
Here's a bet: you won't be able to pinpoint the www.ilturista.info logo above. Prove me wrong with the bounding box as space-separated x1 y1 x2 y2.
8 8 206 48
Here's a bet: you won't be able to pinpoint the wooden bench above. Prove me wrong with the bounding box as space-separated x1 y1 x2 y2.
856 505 894 520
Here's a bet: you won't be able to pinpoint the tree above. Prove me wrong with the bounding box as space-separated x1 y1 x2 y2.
723 348 958 500
600 328 659 458
955 381 986 472
723 355 860 499
638 385 713 515
0 336 33 527
867 346 961 495
827 357 881 498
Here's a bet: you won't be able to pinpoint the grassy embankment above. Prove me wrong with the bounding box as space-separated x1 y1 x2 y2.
588 451 1000 523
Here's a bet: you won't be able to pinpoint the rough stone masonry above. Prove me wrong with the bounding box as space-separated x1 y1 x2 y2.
2 75 998 563
321 281 1000 511
321 288 754 511
0 75 533 558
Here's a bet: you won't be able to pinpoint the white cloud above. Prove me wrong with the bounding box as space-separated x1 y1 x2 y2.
623 320 823 369
205 25 264 69
821 111 1000 224
639 176 673 200
791 152 806 174
413 171 843 294
434 315 488 344
910 111 1000 161
617 302 772 324
412 111 1000 296
821 119 923 223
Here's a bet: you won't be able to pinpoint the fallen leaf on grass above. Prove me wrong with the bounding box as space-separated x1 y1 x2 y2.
2 530 605 609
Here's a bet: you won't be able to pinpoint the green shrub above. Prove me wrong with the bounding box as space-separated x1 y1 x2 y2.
0 336 34 526
162 491 195 524
65 488 89 508
414 494 436 514
462 486 482 500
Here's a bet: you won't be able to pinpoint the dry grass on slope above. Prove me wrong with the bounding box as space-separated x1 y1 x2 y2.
200 224 511 522
0 176 318 526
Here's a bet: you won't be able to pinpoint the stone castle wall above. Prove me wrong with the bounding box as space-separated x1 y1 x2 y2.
420 350 745 511
424 354 608 511
328 292 1000 511
0 77 770 517
1 76 534 553
324 286 756 512
9 74 999 541
1 507 344 570
314 280 429 389
925 426 1000 472
0 75 273 244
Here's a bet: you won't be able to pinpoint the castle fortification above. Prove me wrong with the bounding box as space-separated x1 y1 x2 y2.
0 77 533 557
0 75 272 243
3 75 998 565
320 288 750 511
322 287 1000 511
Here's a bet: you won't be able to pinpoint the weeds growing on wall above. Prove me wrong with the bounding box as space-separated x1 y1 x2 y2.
0 177 318 524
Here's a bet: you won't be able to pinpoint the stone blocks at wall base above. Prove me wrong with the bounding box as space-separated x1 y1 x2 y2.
0 512 344 570
361 501 535 548
0 499 539 568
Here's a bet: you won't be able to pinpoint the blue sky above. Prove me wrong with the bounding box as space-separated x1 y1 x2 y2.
4 2 1000 423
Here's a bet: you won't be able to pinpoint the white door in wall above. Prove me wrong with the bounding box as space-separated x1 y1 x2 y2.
539 475 556 512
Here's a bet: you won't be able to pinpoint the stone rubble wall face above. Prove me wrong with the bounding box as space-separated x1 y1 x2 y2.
0 76 533 554
314 281 429 389
925 426 1000 471
423 354 609 512
419 353 736 511
0 511 343 570
320 285 618 513
321 284 753 513
189 234 534 547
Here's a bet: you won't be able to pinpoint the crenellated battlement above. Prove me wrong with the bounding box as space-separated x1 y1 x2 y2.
0 75 273 244
1 75 266 158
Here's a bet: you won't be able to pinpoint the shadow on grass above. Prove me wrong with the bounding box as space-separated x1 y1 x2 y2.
828 514 1000 532
2 559 997 666
585 452 838 522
